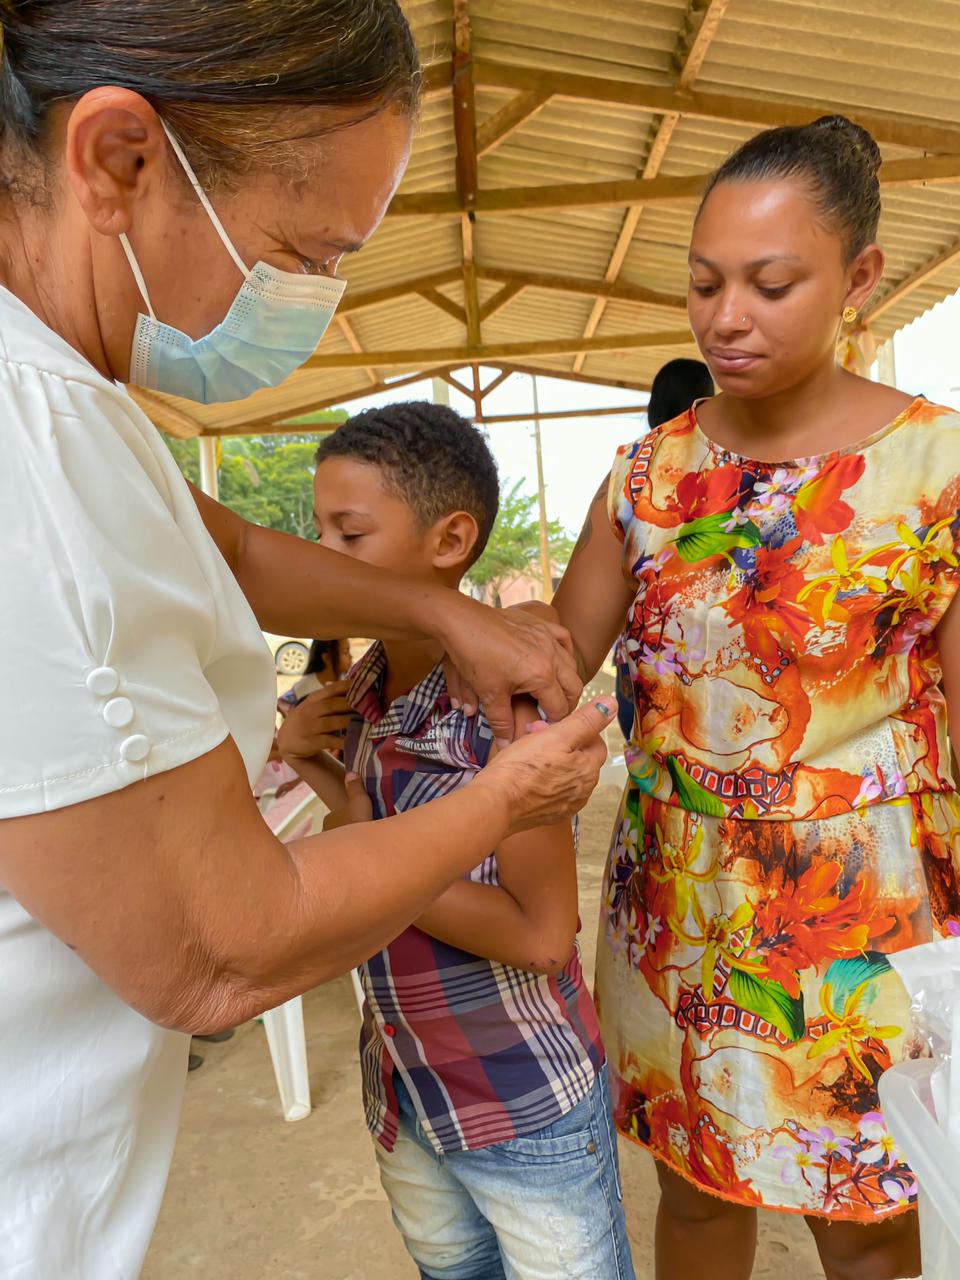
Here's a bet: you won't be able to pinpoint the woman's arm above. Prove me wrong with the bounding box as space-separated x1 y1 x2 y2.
413 818 578 975
0 701 613 1035
552 475 636 683
191 485 581 743
937 597 960 762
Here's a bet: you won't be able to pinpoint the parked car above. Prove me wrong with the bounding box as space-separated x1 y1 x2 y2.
264 634 312 677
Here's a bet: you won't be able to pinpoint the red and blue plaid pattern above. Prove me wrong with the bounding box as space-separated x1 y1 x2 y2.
346 642 605 1155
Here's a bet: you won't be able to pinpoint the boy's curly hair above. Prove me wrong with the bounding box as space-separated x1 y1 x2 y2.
314 401 500 564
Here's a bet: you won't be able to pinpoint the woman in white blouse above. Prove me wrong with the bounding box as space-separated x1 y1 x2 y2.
0 4 610 1275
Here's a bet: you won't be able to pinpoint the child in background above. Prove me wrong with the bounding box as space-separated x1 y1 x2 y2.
280 401 633 1280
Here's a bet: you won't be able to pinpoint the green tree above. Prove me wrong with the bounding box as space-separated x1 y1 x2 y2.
466 479 573 603
163 411 347 538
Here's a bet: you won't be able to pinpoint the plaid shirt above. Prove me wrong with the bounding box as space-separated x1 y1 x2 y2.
345 642 604 1155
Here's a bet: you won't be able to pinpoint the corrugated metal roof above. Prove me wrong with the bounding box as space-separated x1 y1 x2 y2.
151 0 960 436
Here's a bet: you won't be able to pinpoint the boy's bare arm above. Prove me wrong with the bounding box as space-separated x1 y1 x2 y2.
412 817 579 975
285 752 348 812
413 704 579 975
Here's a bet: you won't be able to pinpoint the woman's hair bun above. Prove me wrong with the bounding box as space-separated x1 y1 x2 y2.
812 114 882 175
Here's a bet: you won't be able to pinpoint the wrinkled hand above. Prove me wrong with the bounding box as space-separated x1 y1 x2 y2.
440 597 582 746
277 680 353 759
322 773 374 831
474 698 615 833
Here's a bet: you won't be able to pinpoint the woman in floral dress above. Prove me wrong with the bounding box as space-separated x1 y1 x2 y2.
554 116 960 1280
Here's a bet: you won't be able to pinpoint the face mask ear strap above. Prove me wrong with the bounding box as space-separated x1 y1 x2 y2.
119 232 157 320
160 121 251 281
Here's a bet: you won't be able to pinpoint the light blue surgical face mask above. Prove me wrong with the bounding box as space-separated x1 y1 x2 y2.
120 124 346 405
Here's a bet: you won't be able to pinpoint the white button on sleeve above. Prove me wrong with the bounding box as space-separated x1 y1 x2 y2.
86 666 120 697
119 735 151 763
102 697 134 729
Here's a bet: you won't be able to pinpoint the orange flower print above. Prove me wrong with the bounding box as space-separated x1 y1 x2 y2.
750 862 895 997
724 538 810 662
671 464 748 522
791 452 865 545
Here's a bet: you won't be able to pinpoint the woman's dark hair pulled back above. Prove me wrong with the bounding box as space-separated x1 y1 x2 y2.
699 115 882 262
0 0 421 186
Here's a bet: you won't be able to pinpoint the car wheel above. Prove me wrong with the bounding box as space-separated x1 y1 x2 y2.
275 641 310 676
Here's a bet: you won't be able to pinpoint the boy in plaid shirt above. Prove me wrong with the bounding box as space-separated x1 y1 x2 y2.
279 401 633 1280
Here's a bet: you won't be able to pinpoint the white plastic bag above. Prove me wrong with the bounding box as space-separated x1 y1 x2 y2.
878 937 960 1279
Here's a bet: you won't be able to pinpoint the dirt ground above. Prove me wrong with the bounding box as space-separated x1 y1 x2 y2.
143 785 826 1280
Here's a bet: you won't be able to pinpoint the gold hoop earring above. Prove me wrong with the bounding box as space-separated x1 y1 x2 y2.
842 306 858 324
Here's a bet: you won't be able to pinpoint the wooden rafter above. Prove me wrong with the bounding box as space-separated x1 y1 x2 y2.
866 234 960 322
479 280 524 322
304 328 694 371
340 267 462 315
471 60 960 155
678 0 732 87
478 367 512 398
440 369 474 398
183 362 655 438
480 267 687 313
474 402 647 426
476 90 551 157
335 315 378 386
418 286 467 326
453 1 482 351
497 361 650 395
388 154 960 220
200 369 447 438
340 266 686 320
574 0 728 372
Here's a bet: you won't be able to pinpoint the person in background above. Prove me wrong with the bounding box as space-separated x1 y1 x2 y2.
614 359 714 742
280 401 634 1280
554 116 958 1280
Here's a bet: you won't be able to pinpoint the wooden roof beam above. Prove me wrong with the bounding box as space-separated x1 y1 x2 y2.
305 328 695 371
471 59 960 155
477 367 512 399
677 0 732 88
866 234 960 322
475 402 648 426
204 369 449 437
479 279 524 322
389 154 960 219
476 90 552 157
479 266 686 313
340 266 686 319
452 2 482 351
335 315 378 386
418 286 467 326
340 267 461 315
206 362 655 435
575 0 730 372
497 360 650 395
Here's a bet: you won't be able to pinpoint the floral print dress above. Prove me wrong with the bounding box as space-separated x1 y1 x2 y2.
595 398 960 1222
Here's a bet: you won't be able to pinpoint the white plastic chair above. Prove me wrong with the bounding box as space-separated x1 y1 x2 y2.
260 786 329 1121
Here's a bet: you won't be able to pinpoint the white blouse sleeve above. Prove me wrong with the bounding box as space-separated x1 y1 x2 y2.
0 362 234 817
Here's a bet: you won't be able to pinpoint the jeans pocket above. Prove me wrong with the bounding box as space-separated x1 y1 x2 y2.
483 1078 604 1166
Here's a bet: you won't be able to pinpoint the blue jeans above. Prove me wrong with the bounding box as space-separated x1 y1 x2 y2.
374 1067 635 1280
